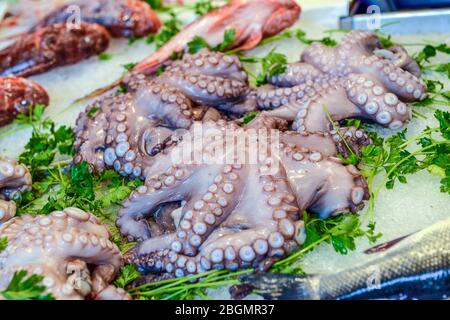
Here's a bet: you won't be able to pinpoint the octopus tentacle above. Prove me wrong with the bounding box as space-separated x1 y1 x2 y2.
75 48 254 177
74 83 194 178
119 120 369 277
167 49 248 83
257 30 427 132
158 49 251 112
268 63 325 87
0 208 129 300
0 159 31 223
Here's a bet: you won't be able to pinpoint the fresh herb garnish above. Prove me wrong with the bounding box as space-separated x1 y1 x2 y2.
146 11 181 49
257 28 337 49
98 53 112 61
127 269 252 300
145 0 163 10
242 111 259 125
0 237 7 252
255 49 288 86
270 213 382 274
216 29 236 52
194 0 216 16
0 271 54 300
187 35 210 54
187 29 236 54
115 265 141 289
122 62 137 72
296 29 337 47
17 109 73 181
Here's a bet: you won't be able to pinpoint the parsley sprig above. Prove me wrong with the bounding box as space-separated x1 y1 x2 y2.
0 271 54 300
16 105 74 181
146 11 181 49
187 29 236 54
0 237 7 252
270 213 381 274
361 110 450 223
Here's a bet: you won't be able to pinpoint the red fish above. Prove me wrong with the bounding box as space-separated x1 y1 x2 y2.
134 0 301 75
0 77 49 126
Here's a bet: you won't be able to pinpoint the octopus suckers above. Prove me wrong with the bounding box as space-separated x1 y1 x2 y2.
239 246 256 262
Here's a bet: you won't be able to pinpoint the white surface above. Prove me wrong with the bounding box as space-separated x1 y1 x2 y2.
0 0 449 296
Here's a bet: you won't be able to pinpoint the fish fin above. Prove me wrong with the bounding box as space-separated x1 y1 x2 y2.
232 273 319 300
208 7 235 31
71 78 123 105
233 31 263 51
133 58 164 76
364 233 412 254
0 32 23 41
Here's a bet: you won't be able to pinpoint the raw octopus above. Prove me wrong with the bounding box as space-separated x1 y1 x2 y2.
254 30 427 132
119 116 369 277
0 207 130 300
31 0 161 38
0 23 110 77
74 49 252 179
0 76 49 126
0 159 31 224
133 0 301 75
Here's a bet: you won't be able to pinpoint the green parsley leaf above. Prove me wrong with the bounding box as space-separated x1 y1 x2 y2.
115 265 141 288
0 237 7 252
255 49 288 86
215 29 236 52
194 0 216 16
98 53 112 61
242 111 259 125
122 62 137 72
87 106 100 118
187 35 210 54
1 270 54 300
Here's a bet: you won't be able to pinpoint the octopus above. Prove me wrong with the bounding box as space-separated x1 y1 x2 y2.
254 30 427 132
0 23 110 77
0 159 31 224
0 207 130 300
74 49 253 179
0 76 49 126
30 0 161 38
118 115 369 277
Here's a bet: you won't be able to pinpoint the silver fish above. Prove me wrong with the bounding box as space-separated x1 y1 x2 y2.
239 218 450 300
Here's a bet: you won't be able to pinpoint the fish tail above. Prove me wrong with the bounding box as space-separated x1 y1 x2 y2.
71 78 123 105
240 273 321 300
0 32 23 42
133 57 164 75
133 46 175 75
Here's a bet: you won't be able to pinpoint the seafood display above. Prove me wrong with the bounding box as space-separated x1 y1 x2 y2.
0 76 49 126
133 0 301 75
255 30 427 132
0 208 130 300
120 117 369 277
240 218 450 300
73 49 252 177
0 23 110 77
30 0 161 38
0 0 448 302
0 159 31 224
